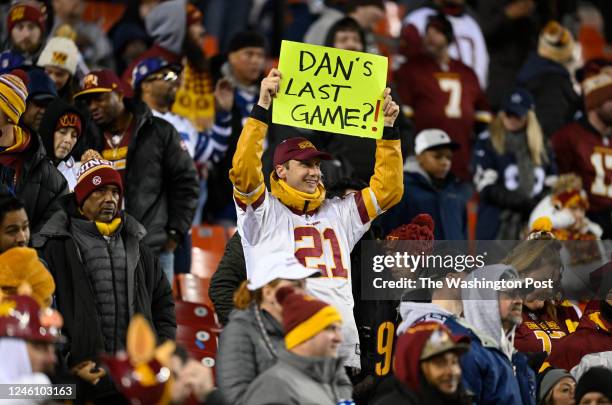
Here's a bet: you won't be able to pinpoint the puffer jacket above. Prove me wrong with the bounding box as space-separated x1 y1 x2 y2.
242 348 354 405
70 217 129 354
217 304 284 405
32 196 175 400
8 130 68 233
209 232 246 325
84 100 199 251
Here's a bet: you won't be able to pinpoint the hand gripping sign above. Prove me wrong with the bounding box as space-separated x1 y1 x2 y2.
273 40 388 139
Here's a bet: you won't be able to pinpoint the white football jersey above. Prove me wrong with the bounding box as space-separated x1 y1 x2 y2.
237 188 379 369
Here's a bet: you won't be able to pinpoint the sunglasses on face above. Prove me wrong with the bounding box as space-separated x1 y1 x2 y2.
146 71 179 83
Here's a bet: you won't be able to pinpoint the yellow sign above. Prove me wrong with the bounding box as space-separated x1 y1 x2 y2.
273 41 388 139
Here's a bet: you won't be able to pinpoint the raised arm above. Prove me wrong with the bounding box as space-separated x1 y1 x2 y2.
229 69 281 206
360 88 404 222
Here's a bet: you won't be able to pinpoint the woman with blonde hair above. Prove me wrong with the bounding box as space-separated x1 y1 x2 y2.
502 220 580 357
216 254 320 405
473 88 556 239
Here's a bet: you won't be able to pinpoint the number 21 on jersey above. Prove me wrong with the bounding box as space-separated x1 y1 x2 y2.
294 227 348 278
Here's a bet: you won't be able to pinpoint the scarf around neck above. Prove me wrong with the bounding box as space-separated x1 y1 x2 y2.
269 172 325 215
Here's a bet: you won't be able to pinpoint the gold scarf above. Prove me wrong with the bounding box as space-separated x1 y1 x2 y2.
95 217 122 236
269 172 325 214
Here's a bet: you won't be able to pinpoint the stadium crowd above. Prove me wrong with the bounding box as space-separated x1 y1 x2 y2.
0 0 611 404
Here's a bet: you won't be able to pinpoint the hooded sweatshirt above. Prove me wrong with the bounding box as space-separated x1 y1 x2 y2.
145 0 187 56
38 99 85 190
462 264 520 359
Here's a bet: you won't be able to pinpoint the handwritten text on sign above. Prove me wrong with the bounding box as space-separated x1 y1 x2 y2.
273 41 388 139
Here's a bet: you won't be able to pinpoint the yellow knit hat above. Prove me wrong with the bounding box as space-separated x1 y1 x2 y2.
538 21 575 64
0 247 55 308
0 72 28 124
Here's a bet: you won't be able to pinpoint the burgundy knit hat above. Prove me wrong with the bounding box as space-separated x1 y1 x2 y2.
275 286 342 349
583 72 612 111
74 150 123 206
7 2 46 34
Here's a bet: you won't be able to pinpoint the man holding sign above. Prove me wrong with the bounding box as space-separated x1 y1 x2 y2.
229 65 403 371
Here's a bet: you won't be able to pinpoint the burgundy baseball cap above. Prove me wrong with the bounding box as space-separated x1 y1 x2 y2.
74 69 132 99
273 137 332 166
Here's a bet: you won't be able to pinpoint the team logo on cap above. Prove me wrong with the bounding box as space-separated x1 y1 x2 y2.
298 140 314 149
92 176 102 185
83 74 99 89
511 93 522 104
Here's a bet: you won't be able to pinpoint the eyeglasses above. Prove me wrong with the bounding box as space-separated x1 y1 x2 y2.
146 71 179 83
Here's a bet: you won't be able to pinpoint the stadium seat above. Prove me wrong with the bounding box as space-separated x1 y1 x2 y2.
174 300 220 329
176 273 214 307
191 225 228 278
176 324 219 356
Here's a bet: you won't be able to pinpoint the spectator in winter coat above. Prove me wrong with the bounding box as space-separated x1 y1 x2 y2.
22 68 58 133
206 30 267 222
574 367 612 405
32 151 176 402
0 70 68 233
396 12 492 182
133 56 234 272
473 88 555 239
1 1 47 67
242 286 353 405
397 265 535 405
38 98 85 190
381 128 469 239
374 321 473 405
461 264 537 405
516 21 579 139
537 368 575 405
217 254 319 405
547 270 612 377
74 69 199 283
551 71 612 238
36 36 81 103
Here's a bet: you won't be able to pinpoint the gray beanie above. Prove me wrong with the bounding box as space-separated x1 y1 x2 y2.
538 368 573 403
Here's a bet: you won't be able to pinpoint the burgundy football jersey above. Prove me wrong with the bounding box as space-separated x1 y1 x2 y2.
396 54 491 181
552 119 612 213
514 301 580 355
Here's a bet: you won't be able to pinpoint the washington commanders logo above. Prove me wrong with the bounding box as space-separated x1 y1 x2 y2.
92 176 102 186
51 51 68 66
9 6 25 21
59 113 79 127
83 74 99 89
298 141 314 150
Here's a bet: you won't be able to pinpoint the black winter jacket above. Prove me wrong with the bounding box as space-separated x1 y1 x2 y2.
84 100 199 251
32 196 176 370
209 232 246 325
2 129 69 233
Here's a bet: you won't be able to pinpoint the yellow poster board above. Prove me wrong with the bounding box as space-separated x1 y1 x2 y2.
272 40 388 139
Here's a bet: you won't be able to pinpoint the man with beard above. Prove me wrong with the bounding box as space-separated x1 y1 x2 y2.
74 69 198 282
552 71 612 238
0 1 47 67
33 151 175 402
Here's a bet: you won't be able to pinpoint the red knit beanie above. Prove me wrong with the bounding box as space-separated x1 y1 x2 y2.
386 213 435 255
583 72 612 111
7 2 46 34
275 286 342 349
74 150 123 206
55 112 82 138
395 322 469 394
